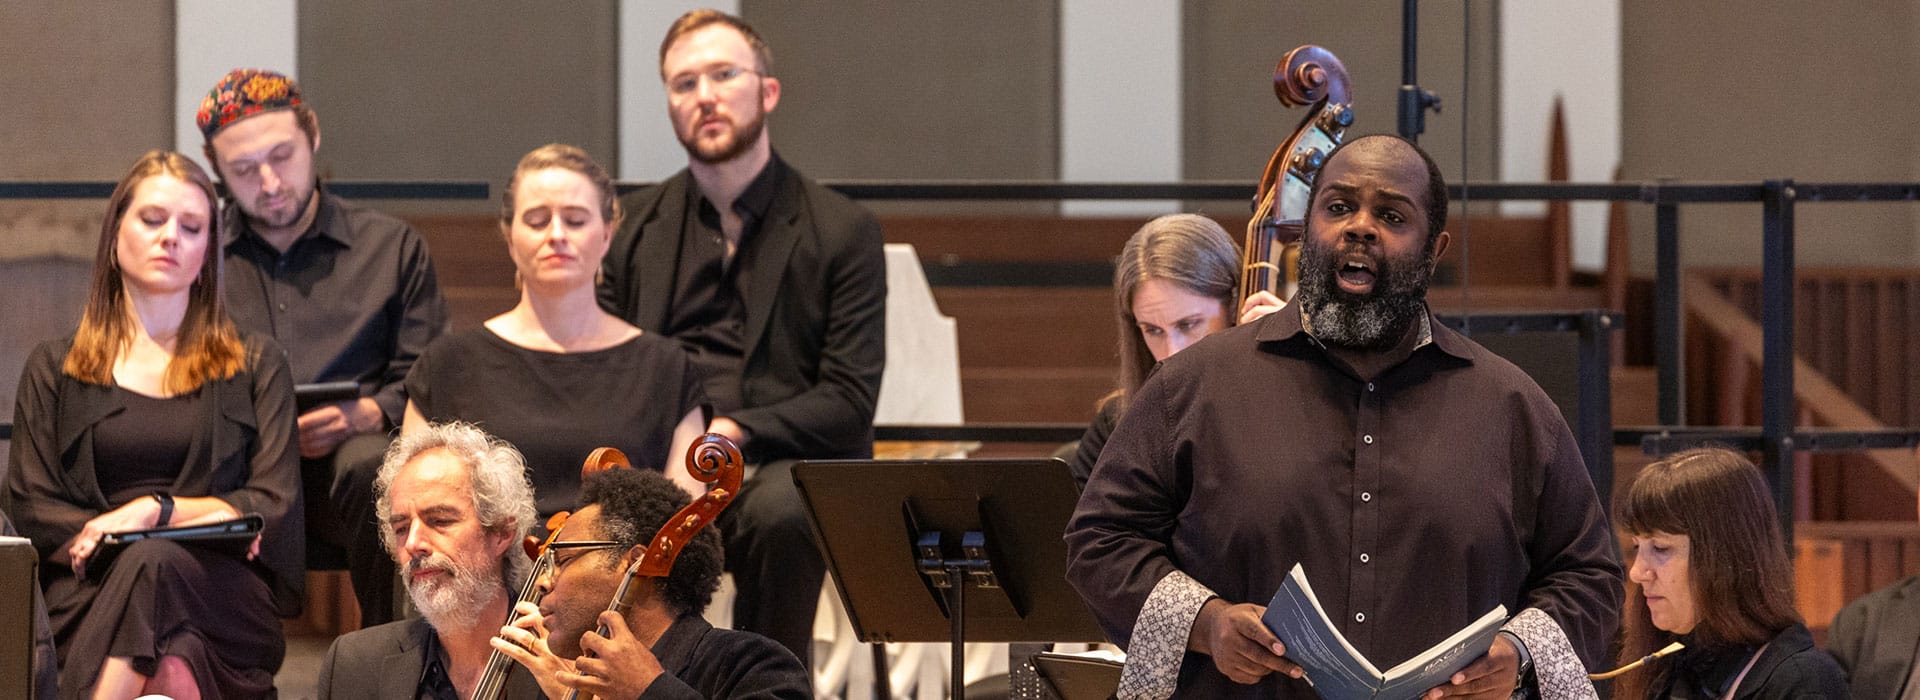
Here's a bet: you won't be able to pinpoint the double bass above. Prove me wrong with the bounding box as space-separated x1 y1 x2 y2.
1239 45 1354 309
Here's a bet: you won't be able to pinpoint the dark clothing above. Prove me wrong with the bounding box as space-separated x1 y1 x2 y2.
599 157 885 467
47 539 282 699
416 635 459 700
667 155 786 416
222 187 448 427
642 613 812 700
1649 624 1849 699
1067 397 1122 489
92 388 197 504
6 334 302 697
405 327 707 517
317 616 542 699
1063 303 1622 698
1829 575 1920 699
223 186 447 626
600 157 886 664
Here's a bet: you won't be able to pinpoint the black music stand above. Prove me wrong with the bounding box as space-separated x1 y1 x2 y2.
793 458 1107 700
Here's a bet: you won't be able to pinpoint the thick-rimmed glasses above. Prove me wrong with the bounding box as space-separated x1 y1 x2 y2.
545 540 624 572
667 64 758 97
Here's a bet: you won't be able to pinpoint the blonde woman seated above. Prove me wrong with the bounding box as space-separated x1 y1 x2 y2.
1614 447 1847 698
7 151 301 698
1067 213 1283 487
403 145 706 516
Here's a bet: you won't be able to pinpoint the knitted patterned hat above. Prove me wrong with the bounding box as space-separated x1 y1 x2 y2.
195 69 304 139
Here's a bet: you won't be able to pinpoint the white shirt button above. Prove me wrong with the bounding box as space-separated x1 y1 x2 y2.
1362 434 1374 445
1366 382 1376 392
1360 553 1370 563
1361 492 1372 502
1355 612 1366 623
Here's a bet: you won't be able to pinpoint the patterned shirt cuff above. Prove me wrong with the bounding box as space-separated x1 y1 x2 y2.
1503 607 1599 700
1116 570 1215 700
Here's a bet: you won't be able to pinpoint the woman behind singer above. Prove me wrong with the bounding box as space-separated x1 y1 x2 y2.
6 151 301 699
1066 214 1281 487
403 144 705 516
1615 448 1847 698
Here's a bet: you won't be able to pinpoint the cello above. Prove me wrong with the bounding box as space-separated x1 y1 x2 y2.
563 433 744 700
1239 45 1355 309
471 447 632 700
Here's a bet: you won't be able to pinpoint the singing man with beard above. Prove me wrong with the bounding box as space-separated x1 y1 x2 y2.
1065 135 1622 700
597 9 885 668
317 422 542 699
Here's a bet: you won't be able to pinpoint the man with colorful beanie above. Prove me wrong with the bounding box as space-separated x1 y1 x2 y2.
197 68 449 627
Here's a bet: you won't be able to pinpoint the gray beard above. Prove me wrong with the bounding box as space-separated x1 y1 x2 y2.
405 552 498 629
1293 237 1433 350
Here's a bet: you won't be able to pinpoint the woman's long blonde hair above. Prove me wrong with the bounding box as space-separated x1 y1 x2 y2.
64 150 245 393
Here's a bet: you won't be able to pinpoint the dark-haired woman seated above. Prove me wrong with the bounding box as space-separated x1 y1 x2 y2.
6 151 301 699
403 144 705 516
1614 447 1848 698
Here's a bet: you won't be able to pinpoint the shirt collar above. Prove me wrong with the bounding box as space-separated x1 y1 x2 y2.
415 628 458 700
223 182 347 252
1256 298 1472 362
691 151 786 229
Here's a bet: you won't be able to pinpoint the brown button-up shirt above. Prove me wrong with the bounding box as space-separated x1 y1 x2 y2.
1065 302 1621 699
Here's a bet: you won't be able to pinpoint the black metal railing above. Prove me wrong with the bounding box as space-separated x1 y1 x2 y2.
11 176 1920 537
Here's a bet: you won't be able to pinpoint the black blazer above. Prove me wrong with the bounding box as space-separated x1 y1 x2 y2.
1829 575 1920 699
599 163 886 464
4 333 304 615
317 617 541 699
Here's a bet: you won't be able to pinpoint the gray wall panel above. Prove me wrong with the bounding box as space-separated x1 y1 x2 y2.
1621 2 1919 271
299 1 618 210
1182 1 1500 199
741 2 1059 184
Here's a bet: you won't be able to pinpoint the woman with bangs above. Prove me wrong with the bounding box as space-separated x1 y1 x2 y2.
1614 447 1846 698
7 150 301 698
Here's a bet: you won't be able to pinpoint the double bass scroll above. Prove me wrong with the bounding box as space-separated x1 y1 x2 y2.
1239 45 1354 310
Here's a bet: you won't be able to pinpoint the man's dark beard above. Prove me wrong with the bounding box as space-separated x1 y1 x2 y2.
1293 235 1434 350
683 109 766 165
245 179 316 230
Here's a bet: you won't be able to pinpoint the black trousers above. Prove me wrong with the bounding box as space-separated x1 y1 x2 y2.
304 433 396 627
718 458 824 669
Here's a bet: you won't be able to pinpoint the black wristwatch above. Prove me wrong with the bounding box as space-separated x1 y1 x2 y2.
152 492 174 527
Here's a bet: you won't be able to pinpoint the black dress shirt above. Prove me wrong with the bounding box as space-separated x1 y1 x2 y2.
665 155 785 416
415 631 460 700
222 186 448 426
1064 302 1622 699
641 613 812 699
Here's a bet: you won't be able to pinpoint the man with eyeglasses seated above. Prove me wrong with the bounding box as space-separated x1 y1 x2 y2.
317 421 542 698
490 467 810 699
597 8 887 670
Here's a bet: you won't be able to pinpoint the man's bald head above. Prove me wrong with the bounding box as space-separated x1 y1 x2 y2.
1312 134 1449 245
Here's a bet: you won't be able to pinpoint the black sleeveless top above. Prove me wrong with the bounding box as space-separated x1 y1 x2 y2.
93 386 200 506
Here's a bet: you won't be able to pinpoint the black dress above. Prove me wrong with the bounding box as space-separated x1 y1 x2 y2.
406 328 708 516
6 335 302 699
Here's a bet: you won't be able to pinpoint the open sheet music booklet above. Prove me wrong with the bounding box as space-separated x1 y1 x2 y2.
1261 563 1507 700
